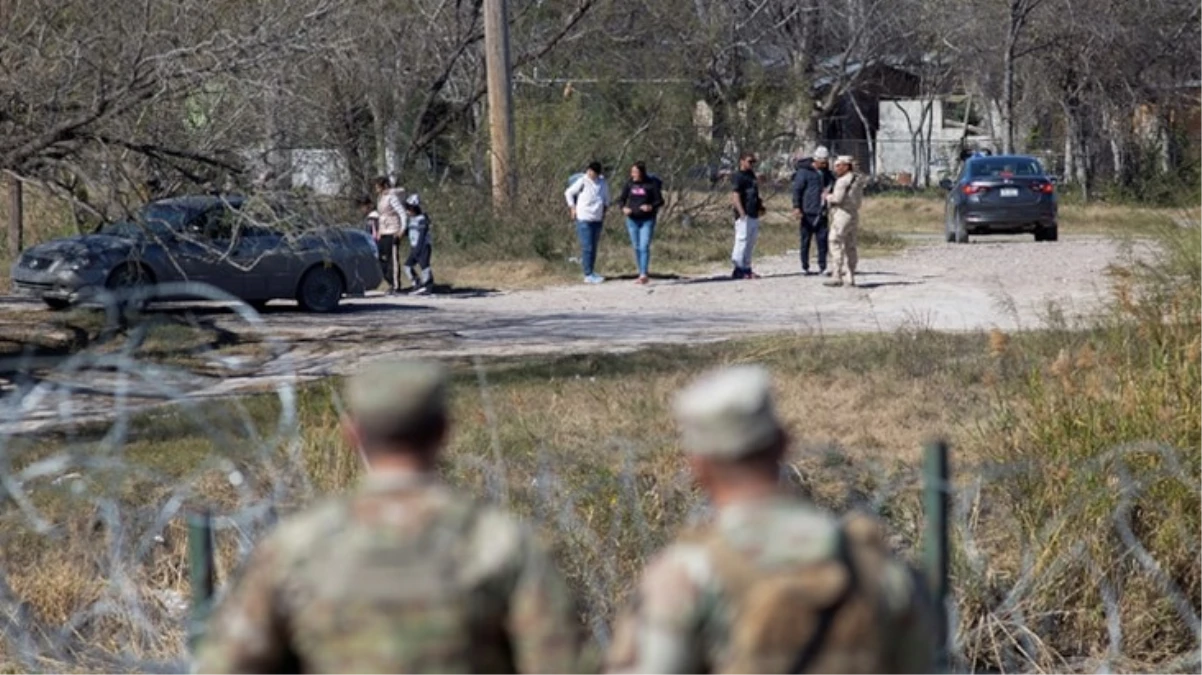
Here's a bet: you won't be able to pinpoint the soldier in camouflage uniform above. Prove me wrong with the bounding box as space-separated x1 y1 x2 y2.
193 359 589 674
604 365 937 674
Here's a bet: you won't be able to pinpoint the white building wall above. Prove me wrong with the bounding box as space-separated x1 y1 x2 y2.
875 99 996 181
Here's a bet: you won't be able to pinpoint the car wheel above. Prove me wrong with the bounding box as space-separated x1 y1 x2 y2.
1043 226 1058 242
296 265 344 313
43 297 72 311
954 216 969 244
106 263 154 290
105 263 155 311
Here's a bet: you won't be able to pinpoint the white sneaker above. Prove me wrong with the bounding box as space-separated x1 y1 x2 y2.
585 274 605 284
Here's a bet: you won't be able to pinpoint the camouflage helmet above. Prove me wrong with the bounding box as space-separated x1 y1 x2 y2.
673 365 784 460
345 359 449 442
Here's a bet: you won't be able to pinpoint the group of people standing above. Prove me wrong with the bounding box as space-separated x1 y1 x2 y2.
360 176 436 295
564 146 865 288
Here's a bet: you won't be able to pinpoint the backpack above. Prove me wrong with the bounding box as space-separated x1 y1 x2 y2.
680 510 900 674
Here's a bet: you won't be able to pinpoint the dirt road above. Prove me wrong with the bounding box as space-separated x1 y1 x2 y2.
1 234 1129 433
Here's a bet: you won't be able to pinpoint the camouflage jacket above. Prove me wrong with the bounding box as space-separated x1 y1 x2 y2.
192 471 589 674
604 493 936 674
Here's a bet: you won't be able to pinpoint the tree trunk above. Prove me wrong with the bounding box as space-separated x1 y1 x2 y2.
1062 126 1075 184
1002 38 1016 154
1064 105 1090 201
1074 122 1089 195
923 97 936 188
368 95 388 177
849 93 875 174
1102 106 1125 183
470 100 487 187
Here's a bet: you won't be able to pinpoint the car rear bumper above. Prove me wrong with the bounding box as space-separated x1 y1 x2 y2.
963 206 1056 232
342 256 384 295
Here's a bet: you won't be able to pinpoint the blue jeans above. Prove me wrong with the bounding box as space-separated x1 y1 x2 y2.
625 217 656 277
575 220 603 277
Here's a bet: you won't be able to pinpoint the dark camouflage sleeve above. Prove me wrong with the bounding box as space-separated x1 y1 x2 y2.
507 529 591 674
191 533 297 674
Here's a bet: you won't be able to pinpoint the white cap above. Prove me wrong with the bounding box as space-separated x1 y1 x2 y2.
813 146 831 160
835 155 854 166
673 365 784 460
405 193 421 207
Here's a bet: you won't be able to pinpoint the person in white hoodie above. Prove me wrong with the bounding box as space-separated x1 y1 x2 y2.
564 161 609 284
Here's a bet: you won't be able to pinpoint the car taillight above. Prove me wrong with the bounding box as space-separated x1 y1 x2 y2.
962 184 988 195
1031 182 1055 194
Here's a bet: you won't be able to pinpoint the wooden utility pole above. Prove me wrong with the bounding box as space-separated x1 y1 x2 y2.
483 0 516 207
7 177 22 256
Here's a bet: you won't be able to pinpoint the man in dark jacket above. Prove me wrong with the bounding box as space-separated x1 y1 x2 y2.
791 146 835 275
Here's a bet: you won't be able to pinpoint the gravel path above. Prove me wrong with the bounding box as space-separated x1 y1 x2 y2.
271 233 1124 358
1 234 1129 433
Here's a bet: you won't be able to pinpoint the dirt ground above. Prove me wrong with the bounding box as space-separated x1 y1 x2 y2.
0 234 1131 433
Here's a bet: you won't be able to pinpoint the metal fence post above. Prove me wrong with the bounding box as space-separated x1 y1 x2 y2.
187 509 215 655
923 439 951 672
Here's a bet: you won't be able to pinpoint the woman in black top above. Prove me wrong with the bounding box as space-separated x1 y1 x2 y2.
616 161 665 285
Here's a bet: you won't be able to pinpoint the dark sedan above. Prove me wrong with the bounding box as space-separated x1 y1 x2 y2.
939 155 1058 243
10 194 383 312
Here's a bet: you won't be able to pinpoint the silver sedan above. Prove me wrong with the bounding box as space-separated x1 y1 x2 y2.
9 194 383 312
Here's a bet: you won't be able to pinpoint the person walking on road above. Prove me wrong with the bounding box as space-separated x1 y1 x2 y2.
193 359 591 674
824 155 865 288
373 176 407 293
401 194 435 295
792 146 835 276
565 161 610 284
616 161 665 285
730 152 765 279
604 365 937 674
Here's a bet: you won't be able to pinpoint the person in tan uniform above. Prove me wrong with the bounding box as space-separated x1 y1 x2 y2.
604 365 937 674
192 359 590 674
824 155 865 288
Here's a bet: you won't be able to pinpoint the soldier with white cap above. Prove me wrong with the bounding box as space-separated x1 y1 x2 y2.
824 155 866 287
605 365 936 674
